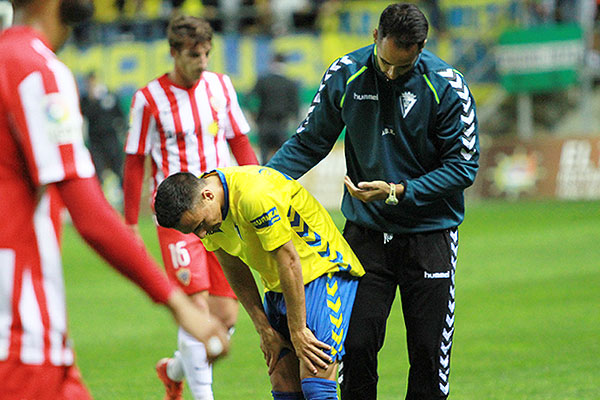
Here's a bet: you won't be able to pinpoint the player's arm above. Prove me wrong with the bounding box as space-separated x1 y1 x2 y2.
402 73 479 207
272 240 332 375
123 90 153 230
227 134 259 166
213 248 287 374
56 176 229 361
123 154 146 234
266 57 349 179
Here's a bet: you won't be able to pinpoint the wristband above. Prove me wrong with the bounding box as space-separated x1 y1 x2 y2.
385 182 399 205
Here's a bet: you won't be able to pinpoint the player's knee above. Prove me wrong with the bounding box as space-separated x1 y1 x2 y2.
301 377 337 400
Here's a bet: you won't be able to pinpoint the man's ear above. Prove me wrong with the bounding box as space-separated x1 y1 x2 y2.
201 189 215 201
373 28 379 43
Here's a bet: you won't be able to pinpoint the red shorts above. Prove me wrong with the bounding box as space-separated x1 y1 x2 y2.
0 360 92 400
157 225 236 298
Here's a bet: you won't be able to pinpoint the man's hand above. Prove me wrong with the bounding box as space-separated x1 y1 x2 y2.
165 289 229 363
258 326 292 375
344 176 403 203
291 327 332 375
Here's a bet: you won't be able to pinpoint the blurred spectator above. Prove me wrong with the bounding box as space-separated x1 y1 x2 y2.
199 0 270 33
525 0 597 26
524 0 555 24
270 0 310 34
316 0 343 33
250 53 300 164
80 72 126 186
419 0 446 35
554 0 582 23
115 0 144 17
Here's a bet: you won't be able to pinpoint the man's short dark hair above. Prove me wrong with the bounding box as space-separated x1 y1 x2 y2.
378 3 429 49
10 0 34 7
154 172 203 228
167 14 213 52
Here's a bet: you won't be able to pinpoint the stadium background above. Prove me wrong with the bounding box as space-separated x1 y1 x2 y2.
1 1 599 399
54 0 600 208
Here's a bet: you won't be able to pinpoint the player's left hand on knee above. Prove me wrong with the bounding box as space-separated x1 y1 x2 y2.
291 327 332 375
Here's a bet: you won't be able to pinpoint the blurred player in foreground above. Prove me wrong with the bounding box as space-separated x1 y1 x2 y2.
0 1 228 399
268 3 479 399
123 13 258 400
153 166 365 400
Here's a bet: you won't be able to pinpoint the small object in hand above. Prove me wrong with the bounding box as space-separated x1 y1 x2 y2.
385 182 399 205
207 336 224 357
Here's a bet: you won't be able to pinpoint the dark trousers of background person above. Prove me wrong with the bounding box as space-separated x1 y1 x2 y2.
257 120 289 165
88 135 124 185
339 221 458 400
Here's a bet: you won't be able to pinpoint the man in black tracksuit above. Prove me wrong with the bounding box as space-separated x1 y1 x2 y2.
251 53 300 164
267 3 479 399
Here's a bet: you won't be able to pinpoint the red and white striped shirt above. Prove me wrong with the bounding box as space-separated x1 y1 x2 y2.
125 72 252 193
0 27 95 366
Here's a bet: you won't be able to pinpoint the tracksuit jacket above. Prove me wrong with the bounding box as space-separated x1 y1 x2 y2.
267 44 479 234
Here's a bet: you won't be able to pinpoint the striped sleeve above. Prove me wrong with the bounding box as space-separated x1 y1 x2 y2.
125 89 155 155
17 53 95 185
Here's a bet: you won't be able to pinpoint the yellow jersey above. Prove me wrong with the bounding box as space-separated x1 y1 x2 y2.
201 166 365 292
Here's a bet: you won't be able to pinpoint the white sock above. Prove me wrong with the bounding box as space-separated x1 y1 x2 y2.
166 350 185 382
179 327 214 400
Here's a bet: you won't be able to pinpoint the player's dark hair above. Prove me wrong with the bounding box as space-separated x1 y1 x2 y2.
167 14 213 52
378 3 429 50
154 172 205 228
10 0 34 6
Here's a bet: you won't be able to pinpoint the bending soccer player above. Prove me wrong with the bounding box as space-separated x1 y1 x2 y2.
124 14 258 400
153 166 365 400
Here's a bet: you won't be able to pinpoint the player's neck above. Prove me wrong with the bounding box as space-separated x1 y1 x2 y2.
168 71 199 89
205 174 225 209
13 2 70 51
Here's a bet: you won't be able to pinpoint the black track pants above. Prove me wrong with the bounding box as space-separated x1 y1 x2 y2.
339 221 458 400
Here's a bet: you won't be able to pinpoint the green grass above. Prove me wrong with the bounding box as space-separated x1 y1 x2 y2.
62 199 600 399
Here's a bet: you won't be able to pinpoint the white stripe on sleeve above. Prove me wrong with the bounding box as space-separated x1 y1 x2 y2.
0 249 15 361
34 194 69 366
19 269 44 364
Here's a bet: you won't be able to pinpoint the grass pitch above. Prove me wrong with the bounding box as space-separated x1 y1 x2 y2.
62 199 600 399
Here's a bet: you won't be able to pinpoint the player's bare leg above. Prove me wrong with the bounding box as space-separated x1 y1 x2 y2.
299 358 339 400
270 350 303 399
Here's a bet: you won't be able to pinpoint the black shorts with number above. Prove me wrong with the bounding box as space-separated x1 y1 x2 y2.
339 221 458 400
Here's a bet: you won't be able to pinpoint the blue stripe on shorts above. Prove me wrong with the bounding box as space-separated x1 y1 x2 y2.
263 272 359 362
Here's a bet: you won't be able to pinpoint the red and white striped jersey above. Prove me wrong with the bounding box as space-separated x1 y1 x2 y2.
0 27 95 366
125 72 251 193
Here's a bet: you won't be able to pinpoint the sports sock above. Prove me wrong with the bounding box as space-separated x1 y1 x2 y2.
166 351 185 381
179 328 214 400
301 377 337 400
271 390 304 399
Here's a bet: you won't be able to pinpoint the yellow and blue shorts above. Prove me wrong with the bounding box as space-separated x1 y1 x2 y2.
263 272 359 362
